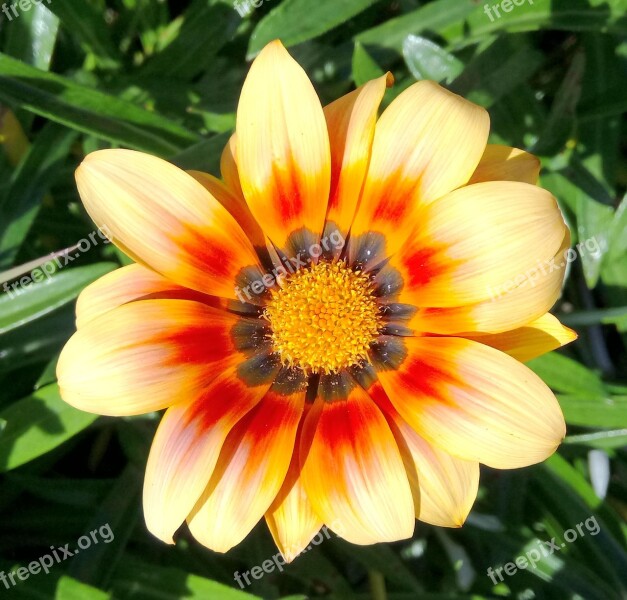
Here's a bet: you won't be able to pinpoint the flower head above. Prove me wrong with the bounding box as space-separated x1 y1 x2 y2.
57 40 576 561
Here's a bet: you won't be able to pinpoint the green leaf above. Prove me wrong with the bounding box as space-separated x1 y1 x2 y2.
55 576 110 600
0 124 78 268
558 395 627 428
606 193 627 261
46 0 120 70
451 36 544 108
0 305 75 374
172 132 230 175
141 2 239 79
6 474 112 508
36 354 61 389
3 1 59 70
189 59 244 134
352 42 384 87
574 35 621 287
538 455 627 591
527 352 607 396
513 536 617 600
355 0 477 52
350 594 482 600
580 92 627 121
263 542 355 595
0 53 200 155
0 383 98 472
249 0 379 57
599 260 627 333
487 82 547 147
559 306 627 327
555 163 614 287
446 0 627 49
111 555 264 599
68 466 142 589
402 35 463 83
0 263 117 335
330 537 423 592
531 48 584 156
564 429 627 450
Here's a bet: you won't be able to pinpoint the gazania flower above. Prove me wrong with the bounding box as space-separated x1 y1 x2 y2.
57 40 576 561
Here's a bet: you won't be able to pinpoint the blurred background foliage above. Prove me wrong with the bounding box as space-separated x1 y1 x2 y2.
0 0 626 598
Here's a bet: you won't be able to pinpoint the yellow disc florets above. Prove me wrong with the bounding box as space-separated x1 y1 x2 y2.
263 260 381 374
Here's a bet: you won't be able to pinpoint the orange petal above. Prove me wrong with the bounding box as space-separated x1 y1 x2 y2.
465 313 577 362
75 264 228 329
187 384 305 553
265 450 325 562
75 149 261 300
386 181 566 308
323 73 392 241
411 229 571 334
143 363 278 543
300 384 414 545
372 386 479 527
349 80 489 258
469 145 541 185
220 133 244 199
236 40 331 252
188 169 267 252
57 299 242 416
374 336 566 470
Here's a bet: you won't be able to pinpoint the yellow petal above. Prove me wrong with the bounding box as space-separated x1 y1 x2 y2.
465 313 577 362
220 133 244 199
143 365 274 543
187 388 304 553
389 181 567 308
375 336 566 469
469 144 541 185
265 411 325 563
300 386 415 545
236 40 331 252
323 73 392 240
372 386 479 527
407 434 479 528
75 149 261 300
188 170 266 251
75 264 229 329
411 230 571 334
57 299 240 416
349 80 489 257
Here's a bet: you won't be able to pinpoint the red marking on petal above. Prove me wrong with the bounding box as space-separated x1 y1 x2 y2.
401 244 444 288
185 376 253 431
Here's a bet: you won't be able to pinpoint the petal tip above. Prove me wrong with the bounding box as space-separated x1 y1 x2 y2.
564 325 579 343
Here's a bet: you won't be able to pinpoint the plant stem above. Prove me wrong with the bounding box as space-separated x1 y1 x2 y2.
369 570 387 600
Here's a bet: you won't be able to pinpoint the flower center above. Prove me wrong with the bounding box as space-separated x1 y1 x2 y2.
264 260 381 374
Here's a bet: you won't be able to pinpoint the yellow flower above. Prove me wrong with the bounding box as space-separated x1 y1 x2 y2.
57 40 576 561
